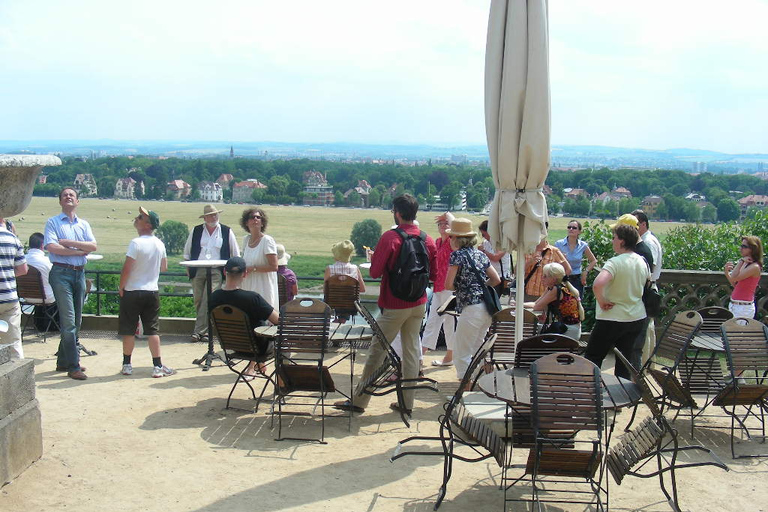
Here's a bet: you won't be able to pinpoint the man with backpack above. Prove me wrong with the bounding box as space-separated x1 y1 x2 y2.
335 194 437 417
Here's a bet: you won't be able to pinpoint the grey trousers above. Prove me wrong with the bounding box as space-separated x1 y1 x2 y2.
191 270 222 336
354 304 426 410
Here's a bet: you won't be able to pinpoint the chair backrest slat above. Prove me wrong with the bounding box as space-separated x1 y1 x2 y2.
651 310 702 365
16 266 46 302
487 307 537 360
721 317 768 376
277 298 332 355
323 275 360 315
531 353 603 435
514 333 580 369
696 306 733 336
211 305 260 356
277 273 289 307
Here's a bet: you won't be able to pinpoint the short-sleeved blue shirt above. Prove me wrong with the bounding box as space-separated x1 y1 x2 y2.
44 213 96 266
554 237 589 275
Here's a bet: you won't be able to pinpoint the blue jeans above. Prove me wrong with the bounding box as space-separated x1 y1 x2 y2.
49 265 86 371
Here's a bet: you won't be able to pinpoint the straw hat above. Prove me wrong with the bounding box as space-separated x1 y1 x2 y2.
332 240 355 263
276 244 291 266
610 213 639 229
199 204 224 218
445 218 476 237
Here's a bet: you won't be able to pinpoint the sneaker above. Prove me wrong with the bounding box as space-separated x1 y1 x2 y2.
121 364 133 375
152 365 176 378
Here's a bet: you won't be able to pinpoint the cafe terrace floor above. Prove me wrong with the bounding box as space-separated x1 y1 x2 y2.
2 331 766 512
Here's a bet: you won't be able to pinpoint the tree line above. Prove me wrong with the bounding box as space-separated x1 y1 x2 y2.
34 156 768 221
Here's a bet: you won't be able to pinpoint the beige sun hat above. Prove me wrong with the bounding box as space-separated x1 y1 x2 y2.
445 218 476 237
276 244 291 266
199 204 224 218
332 240 355 263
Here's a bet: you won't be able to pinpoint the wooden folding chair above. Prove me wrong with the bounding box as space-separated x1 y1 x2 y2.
609 348 728 511
714 317 768 458
513 333 581 369
390 334 505 510
211 305 275 412
323 274 360 323
512 352 606 511
17 266 59 343
273 298 340 443
353 302 438 427
277 273 289 307
626 311 703 435
679 307 732 400
486 307 538 369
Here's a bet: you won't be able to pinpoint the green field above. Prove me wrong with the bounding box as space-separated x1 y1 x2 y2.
9 197 691 272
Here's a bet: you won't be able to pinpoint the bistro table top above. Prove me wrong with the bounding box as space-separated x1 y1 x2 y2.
690 332 725 352
254 323 374 348
476 367 641 410
179 259 227 268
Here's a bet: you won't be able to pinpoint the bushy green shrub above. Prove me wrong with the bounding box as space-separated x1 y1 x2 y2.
350 219 382 256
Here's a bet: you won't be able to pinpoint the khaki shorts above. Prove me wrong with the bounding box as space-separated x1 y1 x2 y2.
118 290 160 336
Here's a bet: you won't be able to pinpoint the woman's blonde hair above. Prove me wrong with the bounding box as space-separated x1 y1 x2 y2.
543 262 585 321
452 235 477 249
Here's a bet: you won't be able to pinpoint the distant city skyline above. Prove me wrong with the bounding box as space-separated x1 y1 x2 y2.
1 0 766 154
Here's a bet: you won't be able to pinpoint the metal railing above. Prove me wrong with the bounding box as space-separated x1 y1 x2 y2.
84 269 381 316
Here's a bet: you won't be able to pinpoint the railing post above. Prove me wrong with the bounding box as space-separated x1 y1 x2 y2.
96 272 101 316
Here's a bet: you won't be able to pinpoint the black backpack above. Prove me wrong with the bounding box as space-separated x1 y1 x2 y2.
388 228 430 302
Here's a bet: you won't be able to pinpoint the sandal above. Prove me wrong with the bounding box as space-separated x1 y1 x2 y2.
431 359 454 367
333 400 365 413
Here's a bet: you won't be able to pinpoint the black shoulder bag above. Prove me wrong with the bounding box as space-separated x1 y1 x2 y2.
467 253 502 316
540 285 568 334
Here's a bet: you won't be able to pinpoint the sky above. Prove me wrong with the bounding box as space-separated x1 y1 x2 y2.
1 0 766 154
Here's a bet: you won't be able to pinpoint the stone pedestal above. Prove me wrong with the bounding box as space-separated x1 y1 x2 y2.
0 346 42 486
0 154 61 217
0 154 57 486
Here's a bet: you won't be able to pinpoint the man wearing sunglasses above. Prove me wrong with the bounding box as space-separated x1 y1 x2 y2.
183 204 240 343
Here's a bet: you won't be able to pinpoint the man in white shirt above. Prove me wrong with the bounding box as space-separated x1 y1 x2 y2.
26 232 58 331
632 209 663 367
183 204 240 342
119 207 175 378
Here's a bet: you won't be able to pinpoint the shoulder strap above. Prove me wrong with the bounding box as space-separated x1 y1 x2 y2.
524 248 549 285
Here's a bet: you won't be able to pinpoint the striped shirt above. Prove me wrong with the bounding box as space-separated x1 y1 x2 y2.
44 213 97 266
0 228 26 304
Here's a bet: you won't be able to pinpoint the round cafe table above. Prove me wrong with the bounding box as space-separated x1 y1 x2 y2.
180 259 227 371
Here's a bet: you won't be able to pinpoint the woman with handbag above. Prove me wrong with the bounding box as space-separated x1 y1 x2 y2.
444 218 501 382
584 223 649 380
524 262 584 340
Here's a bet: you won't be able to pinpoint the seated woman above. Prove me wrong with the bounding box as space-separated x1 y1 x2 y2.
524 262 584 341
275 244 298 303
324 240 366 322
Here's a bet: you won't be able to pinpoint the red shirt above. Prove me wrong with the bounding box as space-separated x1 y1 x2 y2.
370 223 437 309
432 237 452 293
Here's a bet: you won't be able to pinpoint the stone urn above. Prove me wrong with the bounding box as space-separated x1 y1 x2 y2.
0 155 62 218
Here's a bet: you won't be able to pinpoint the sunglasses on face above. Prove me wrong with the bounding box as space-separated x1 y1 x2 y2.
250 214 262 220
567 226 579 230
741 244 750 249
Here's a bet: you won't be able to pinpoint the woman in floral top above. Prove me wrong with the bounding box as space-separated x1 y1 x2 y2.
444 218 500 381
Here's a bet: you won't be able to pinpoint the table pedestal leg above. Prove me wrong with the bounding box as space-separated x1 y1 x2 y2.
192 266 225 371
